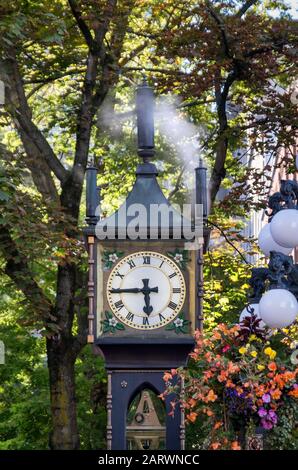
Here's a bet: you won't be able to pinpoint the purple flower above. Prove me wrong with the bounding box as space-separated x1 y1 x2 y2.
262 393 271 403
258 407 267 418
261 418 273 430
268 410 278 424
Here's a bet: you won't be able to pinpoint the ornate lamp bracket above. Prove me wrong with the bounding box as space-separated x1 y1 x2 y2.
266 179 298 221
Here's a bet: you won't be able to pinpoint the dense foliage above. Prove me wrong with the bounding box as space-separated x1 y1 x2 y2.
0 0 297 449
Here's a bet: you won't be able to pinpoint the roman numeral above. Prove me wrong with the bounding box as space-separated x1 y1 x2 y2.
159 260 164 268
173 287 181 294
115 272 124 279
169 272 177 279
143 256 151 264
126 312 134 322
168 301 177 310
114 300 124 311
128 260 136 269
159 313 165 321
143 317 149 326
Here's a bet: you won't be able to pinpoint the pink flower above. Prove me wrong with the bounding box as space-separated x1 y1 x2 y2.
222 345 231 353
258 407 267 418
262 393 271 403
261 418 273 430
268 410 278 425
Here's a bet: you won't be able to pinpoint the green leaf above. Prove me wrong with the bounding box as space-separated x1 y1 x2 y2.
165 324 175 330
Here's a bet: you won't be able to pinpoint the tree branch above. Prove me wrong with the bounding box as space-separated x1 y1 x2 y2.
0 225 54 320
209 70 238 206
68 0 94 49
123 66 186 75
178 98 216 109
208 221 251 265
168 166 186 201
24 68 85 86
119 41 149 67
63 0 123 219
236 0 259 18
1 53 69 185
205 0 231 58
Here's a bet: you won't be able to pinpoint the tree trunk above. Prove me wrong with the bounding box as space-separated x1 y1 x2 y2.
46 263 83 450
47 337 80 450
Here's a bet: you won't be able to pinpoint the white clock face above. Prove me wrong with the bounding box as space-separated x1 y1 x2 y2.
107 251 186 330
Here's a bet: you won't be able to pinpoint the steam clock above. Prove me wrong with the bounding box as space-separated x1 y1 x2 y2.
85 82 208 450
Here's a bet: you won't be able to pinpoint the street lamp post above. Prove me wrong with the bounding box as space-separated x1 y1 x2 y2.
241 179 298 330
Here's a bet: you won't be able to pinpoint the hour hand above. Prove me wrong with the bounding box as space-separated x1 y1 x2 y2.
142 279 158 316
109 287 141 294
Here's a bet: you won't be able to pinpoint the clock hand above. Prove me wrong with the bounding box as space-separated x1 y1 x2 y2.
109 280 158 317
141 279 158 316
109 287 142 294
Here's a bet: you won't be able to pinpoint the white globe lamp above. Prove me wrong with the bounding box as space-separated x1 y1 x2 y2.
259 289 298 329
258 224 292 257
270 209 298 248
239 303 266 329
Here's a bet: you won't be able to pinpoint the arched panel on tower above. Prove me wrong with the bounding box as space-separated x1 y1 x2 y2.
126 386 166 450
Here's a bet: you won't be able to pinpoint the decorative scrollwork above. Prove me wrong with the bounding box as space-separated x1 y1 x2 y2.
267 251 293 289
266 180 298 221
248 251 298 300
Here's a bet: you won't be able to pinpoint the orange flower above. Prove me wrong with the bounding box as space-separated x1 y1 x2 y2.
274 374 285 389
218 323 229 333
217 371 228 383
256 385 266 397
268 362 277 372
270 389 282 400
204 352 212 363
226 379 235 388
227 361 240 374
283 371 295 382
212 331 222 340
189 352 197 360
163 372 172 382
231 441 241 450
194 330 202 340
213 421 223 430
288 388 298 398
210 442 221 450
187 412 198 423
205 389 218 402
188 398 197 408
204 370 214 381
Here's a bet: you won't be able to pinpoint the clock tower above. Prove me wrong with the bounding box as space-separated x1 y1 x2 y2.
84 82 208 450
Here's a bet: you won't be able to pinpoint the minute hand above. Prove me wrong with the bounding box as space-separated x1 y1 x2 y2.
109 287 142 294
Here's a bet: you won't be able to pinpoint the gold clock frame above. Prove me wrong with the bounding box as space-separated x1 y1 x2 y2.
106 251 186 330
